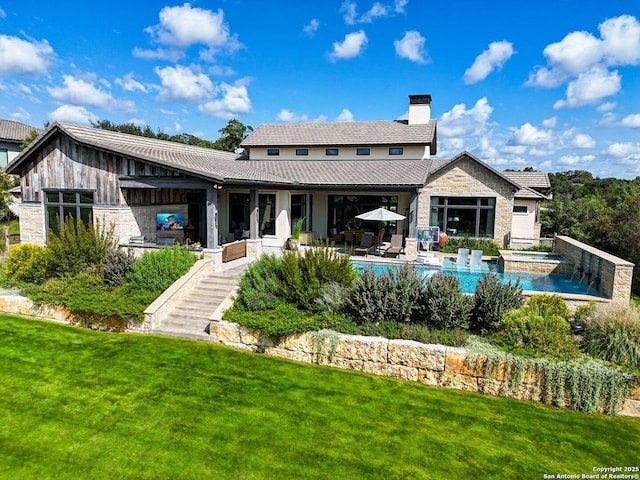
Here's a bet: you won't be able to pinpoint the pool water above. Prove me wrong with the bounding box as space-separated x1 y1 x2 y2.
351 259 601 297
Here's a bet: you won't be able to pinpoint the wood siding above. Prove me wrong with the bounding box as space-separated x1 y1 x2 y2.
20 136 184 206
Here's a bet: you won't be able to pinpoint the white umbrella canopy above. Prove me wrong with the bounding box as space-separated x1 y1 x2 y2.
355 207 406 221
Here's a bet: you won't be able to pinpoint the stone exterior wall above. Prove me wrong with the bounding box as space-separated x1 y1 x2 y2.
420 157 514 244
209 319 640 416
554 236 634 302
18 203 46 245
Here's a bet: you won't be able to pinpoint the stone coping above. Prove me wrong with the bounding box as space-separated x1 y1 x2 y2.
556 236 635 267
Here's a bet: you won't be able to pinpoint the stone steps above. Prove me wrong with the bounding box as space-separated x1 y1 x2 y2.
150 264 247 340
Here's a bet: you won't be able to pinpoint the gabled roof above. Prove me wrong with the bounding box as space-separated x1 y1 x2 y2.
0 119 40 143
7 122 291 185
241 120 437 150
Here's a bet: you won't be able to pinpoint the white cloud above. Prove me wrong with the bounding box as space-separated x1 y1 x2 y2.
572 133 596 148
394 0 408 13
361 3 388 23
541 117 558 128
463 41 514 84
276 109 309 122
303 18 320 36
0 35 54 76
198 80 252 119
208 65 236 76
47 74 114 109
509 123 553 146
127 117 148 127
115 73 148 93
597 102 616 113
10 107 31 122
621 114 640 128
132 47 183 62
48 105 98 125
329 30 367 61
16 83 32 95
340 0 357 25
599 14 640 66
394 31 428 64
553 67 621 108
0 9 6 18
336 109 354 122
438 97 493 137
155 65 215 102
608 142 640 159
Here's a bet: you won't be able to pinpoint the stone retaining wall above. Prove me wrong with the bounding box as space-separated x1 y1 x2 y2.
209 319 640 417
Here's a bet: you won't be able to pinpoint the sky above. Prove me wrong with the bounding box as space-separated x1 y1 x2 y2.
1 1 640 178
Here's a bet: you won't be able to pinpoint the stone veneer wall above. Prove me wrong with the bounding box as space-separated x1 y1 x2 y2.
209 319 640 417
554 236 634 302
419 157 514 244
18 203 46 245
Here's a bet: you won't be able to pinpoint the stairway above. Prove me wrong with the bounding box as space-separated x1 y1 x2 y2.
150 264 247 341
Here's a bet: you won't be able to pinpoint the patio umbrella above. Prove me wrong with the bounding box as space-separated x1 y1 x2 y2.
355 207 406 221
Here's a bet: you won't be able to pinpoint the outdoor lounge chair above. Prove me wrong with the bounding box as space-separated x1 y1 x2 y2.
456 248 470 266
469 249 483 267
384 234 404 257
354 232 374 256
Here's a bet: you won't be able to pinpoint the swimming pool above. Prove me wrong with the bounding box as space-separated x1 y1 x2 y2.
351 258 601 297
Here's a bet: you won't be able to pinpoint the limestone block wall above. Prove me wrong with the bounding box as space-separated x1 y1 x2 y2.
554 236 634 302
420 157 514 244
209 319 640 417
18 203 46 245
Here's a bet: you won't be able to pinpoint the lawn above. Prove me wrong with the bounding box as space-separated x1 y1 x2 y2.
0 314 638 479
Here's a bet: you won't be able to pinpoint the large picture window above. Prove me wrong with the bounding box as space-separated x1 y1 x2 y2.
45 190 94 235
328 194 399 234
430 196 495 238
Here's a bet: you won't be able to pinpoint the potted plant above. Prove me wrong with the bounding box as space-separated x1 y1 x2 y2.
288 217 305 250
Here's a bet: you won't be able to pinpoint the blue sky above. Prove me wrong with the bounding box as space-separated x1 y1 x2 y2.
1 1 640 178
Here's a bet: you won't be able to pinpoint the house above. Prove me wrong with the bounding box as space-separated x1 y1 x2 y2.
0 119 40 169
5 94 548 258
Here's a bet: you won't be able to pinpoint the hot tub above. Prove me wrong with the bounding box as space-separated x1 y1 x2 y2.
498 250 575 275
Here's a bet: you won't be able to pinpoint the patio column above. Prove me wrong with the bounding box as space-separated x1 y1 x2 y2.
249 188 259 240
408 190 419 238
206 185 219 248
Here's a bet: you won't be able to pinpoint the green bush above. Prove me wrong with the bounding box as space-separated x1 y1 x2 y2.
471 274 523 334
3 243 48 285
314 282 349 315
520 243 553 252
492 306 581 359
223 302 342 337
525 294 570 320
103 248 135 287
127 247 197 293
439 237 501 256
345 264 421 325
399 324 469 347
415 273 473 330
582 303 640 371
46 216 117 278
236 254 282 311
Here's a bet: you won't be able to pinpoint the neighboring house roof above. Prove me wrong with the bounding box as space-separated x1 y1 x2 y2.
242 120 437 150
503 171 551 190
0 119 40 144
243 158 429 188
514 186 547 199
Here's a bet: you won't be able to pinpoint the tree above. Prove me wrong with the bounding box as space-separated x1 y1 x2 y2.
212 119 253 152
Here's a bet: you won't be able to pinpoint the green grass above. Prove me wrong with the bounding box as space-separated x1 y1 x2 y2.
0 314 638 479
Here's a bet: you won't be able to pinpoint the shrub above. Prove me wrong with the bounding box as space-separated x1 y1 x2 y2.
223 301 342 337
415 273 473 330
492 306 581 359
439 237 501 256
314 282 348 315
103 248 135 287
236 254 282 310
582 303 640 371
3 243 48 284
127 247 197 293
344 264 421 325
46 216 117 278
525 294 570 320
471 274 523 334
399 324 469 347
521 243 553 252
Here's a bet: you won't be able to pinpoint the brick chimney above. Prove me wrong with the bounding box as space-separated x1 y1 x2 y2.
408 94 432 125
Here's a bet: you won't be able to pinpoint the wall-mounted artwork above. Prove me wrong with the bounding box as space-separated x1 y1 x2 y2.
156 213 185 231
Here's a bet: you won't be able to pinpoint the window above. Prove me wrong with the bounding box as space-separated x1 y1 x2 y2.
513 205 528 213
291 194 309 231
429 196 495 238
45 190 94 236
0 149 8 168
325 148 339 156
296 148 308 156
356 148 370 156
267 148 280 156
259 194 276 236
389 147 403 155
328 195 399 234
